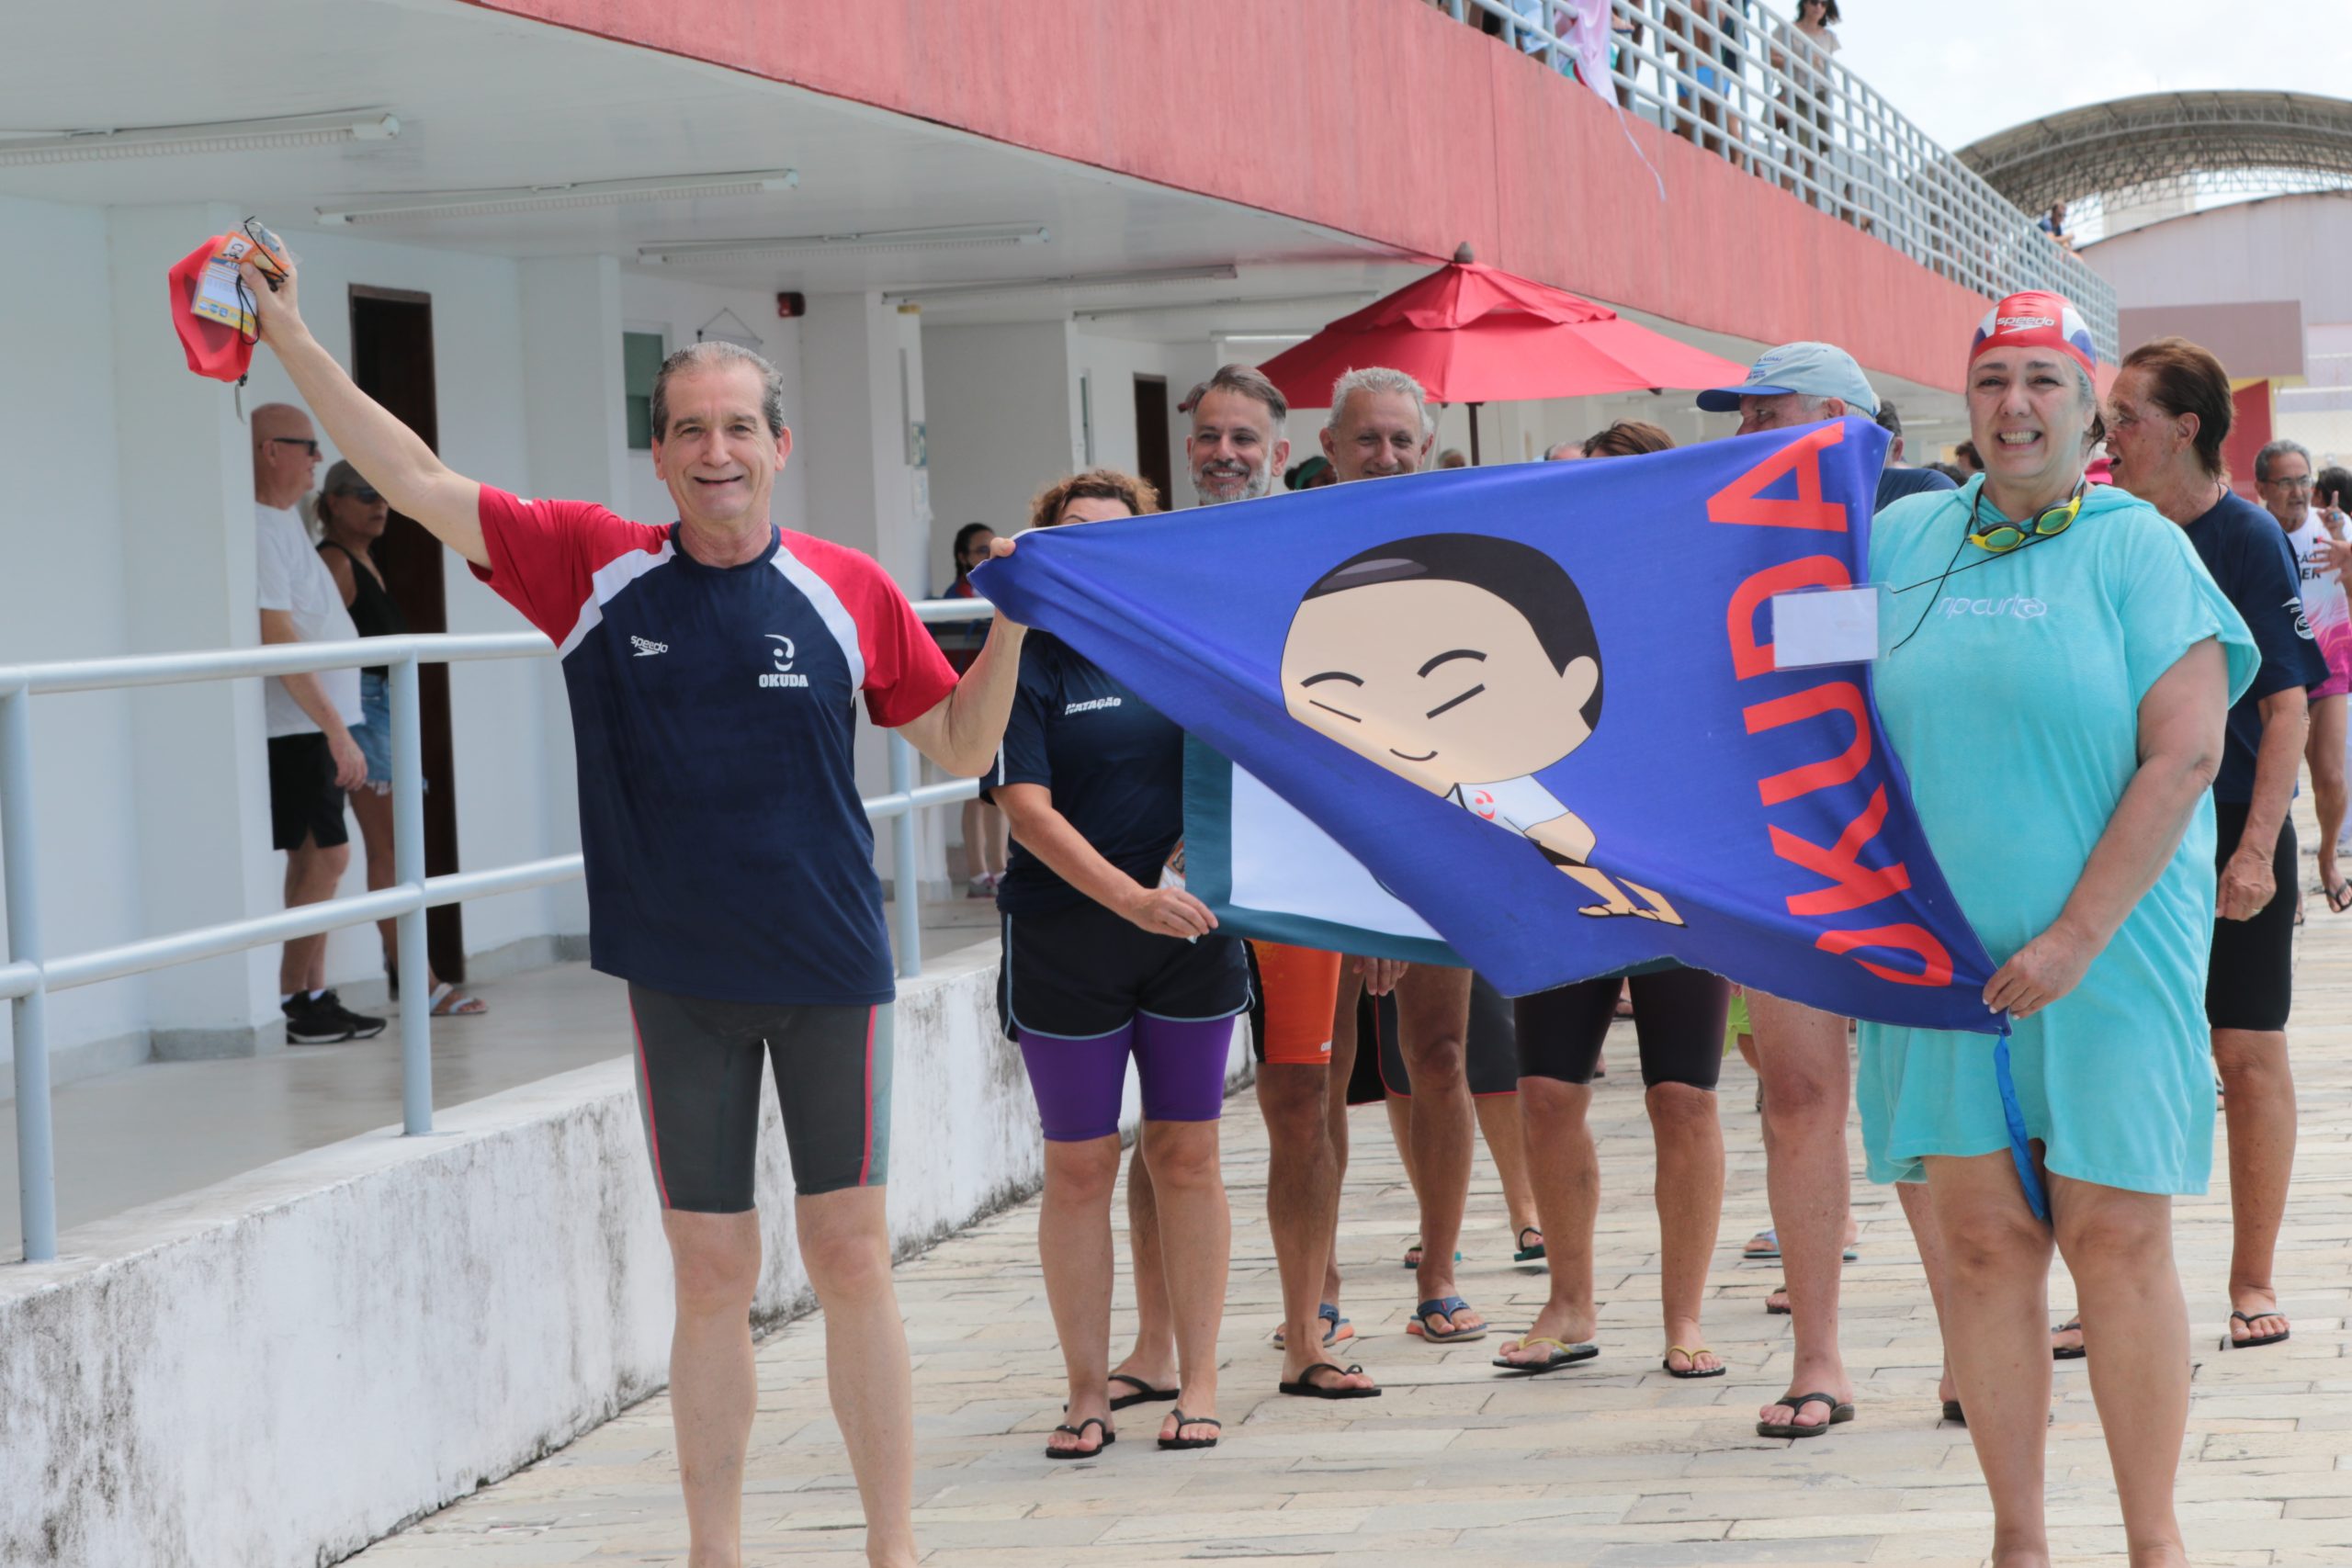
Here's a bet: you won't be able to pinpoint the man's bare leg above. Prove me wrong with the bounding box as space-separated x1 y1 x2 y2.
1113 1145 1179 1388
663 1210 763 1568
796 1186 919 1567
1747 992 1854 1431
279 835 347 994
1476 1090 1542 1247
1260 1064 1374 1389
1322 964 1363 1310
2212 1027 2296 1344
1494 1076 1600 1364
1396 966 1478 1337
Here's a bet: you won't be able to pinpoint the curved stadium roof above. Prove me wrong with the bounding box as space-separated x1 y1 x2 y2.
1957 90 2352 215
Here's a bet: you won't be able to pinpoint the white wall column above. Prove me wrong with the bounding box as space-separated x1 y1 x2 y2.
799 293 950 899
107 203 284 1056
515 255 633 940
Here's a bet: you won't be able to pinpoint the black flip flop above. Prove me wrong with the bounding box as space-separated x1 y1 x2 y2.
2051 1317 2086 1360
1278 1361 1382 1400
1157 1409 1220 1450
1756 1391 1855 1438
1513 1226 1546 1262
2224 1309 2290 1349
1108 1371 1179 1410
2329 879 2352 914
1045 1416 1114 1460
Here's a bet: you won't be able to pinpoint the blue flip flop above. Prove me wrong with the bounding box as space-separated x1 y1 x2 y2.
1411 1295 1487 1343
1271 1303 1352 1350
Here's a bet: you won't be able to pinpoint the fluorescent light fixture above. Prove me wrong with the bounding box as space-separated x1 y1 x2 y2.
319 170 798 226
886 265 1240 309
1072 291 1375 322
0 111 399 167
640 222 1047 264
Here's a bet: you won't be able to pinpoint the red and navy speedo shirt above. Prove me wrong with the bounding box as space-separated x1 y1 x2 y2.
471 486 957 1006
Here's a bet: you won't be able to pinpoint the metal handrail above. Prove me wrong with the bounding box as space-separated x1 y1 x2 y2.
3 596 1000 1263
1444 0 2119 360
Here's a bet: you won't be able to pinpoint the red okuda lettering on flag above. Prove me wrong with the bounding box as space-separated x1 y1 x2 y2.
1714 424 1954 990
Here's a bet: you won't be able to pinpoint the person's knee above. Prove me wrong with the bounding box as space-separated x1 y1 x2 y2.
2211 1032 2288 1086
796 1202 893 1299
1517 1075 1589 1131
1758 1048 1843 1131
668 1219 761 1317
1141 1123 1223 1191
1257 1069 1330 1145
1399 1037 1466 1091
2055 1203 2170 1281
1935 1201 2047 1279
1644 1080 1718 1137
1045 1138 1123 1206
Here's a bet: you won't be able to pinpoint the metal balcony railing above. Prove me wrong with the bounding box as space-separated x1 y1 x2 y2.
1446 0 2120 360
0 600 994 1263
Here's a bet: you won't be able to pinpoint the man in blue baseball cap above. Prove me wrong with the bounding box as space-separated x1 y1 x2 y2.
1701 340 1877 1440
1697 339 1880 427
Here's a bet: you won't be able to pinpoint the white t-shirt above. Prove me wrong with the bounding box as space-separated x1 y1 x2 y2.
1448 774 1569 836
2284 510 2349 635
254 502 363 739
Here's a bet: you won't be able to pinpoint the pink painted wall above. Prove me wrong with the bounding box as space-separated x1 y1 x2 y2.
475 0 1988 391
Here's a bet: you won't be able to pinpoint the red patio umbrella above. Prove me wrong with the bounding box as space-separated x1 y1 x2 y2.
1258 254 1751 463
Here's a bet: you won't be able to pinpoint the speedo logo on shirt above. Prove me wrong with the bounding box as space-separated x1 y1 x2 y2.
630 636 668 658
1065 695 1123 716
2287 595 2316 641
760 633 808 689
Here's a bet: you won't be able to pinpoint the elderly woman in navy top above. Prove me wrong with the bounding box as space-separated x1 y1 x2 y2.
989 469 1249 1459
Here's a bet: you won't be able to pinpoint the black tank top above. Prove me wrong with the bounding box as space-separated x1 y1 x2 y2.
318 538 408 676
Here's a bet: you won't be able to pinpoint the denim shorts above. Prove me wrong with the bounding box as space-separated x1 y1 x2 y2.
350 670 401 795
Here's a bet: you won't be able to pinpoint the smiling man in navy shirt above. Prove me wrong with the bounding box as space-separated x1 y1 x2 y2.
246 255 1024 1568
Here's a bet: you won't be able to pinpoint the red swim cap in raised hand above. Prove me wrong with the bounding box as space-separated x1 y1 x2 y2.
1969 290 2098 377
166 224 289 383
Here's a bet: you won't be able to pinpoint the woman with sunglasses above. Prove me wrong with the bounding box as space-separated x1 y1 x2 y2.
1859 293 2255 1567
989 470 1249 1458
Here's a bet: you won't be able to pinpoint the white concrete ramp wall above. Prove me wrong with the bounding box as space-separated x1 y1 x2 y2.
1 946 1238 1568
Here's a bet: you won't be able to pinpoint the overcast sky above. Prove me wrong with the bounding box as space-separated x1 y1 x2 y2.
1827 1 2350 151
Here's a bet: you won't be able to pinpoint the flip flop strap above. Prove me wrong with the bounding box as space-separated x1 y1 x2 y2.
1781 1391 1840 1413
1108 1372 1152 1393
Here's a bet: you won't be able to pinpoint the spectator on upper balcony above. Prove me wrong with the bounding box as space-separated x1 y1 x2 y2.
1770 0 1839 207
2039 200 2075 250
1669 0 1749 169
1871 400 1958 513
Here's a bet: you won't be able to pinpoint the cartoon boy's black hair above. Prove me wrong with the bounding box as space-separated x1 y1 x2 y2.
1302 533 1602 727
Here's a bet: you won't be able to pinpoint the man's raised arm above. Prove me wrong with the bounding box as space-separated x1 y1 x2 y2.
240 258 488 567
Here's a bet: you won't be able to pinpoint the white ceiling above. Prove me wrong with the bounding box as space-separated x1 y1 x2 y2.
0 0 1419 325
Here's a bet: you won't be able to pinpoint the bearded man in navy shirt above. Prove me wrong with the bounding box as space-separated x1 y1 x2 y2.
244 254 1025 1568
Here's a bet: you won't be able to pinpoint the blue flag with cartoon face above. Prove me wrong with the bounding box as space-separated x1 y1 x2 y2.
973 417 1999 1036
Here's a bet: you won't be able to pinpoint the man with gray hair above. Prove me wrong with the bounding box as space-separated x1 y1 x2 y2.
1313 366 1493 1347
2256 437 2352 913
239 258 1031 1568
1184 362 1291 504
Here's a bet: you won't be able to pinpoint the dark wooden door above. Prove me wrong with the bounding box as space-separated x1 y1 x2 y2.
1133 375 1172 510
348 287 464 983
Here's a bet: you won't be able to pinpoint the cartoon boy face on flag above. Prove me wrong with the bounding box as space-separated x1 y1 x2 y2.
1280 534 1680 923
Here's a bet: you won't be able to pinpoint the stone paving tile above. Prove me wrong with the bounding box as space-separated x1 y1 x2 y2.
352 795 2352 1565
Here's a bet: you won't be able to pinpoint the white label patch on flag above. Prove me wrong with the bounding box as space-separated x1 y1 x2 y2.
1227 764 1442 942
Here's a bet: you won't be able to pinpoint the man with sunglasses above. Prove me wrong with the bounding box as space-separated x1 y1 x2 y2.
253 402 382 1045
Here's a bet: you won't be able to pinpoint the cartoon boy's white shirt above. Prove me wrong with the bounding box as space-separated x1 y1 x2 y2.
1445 773 1598 864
